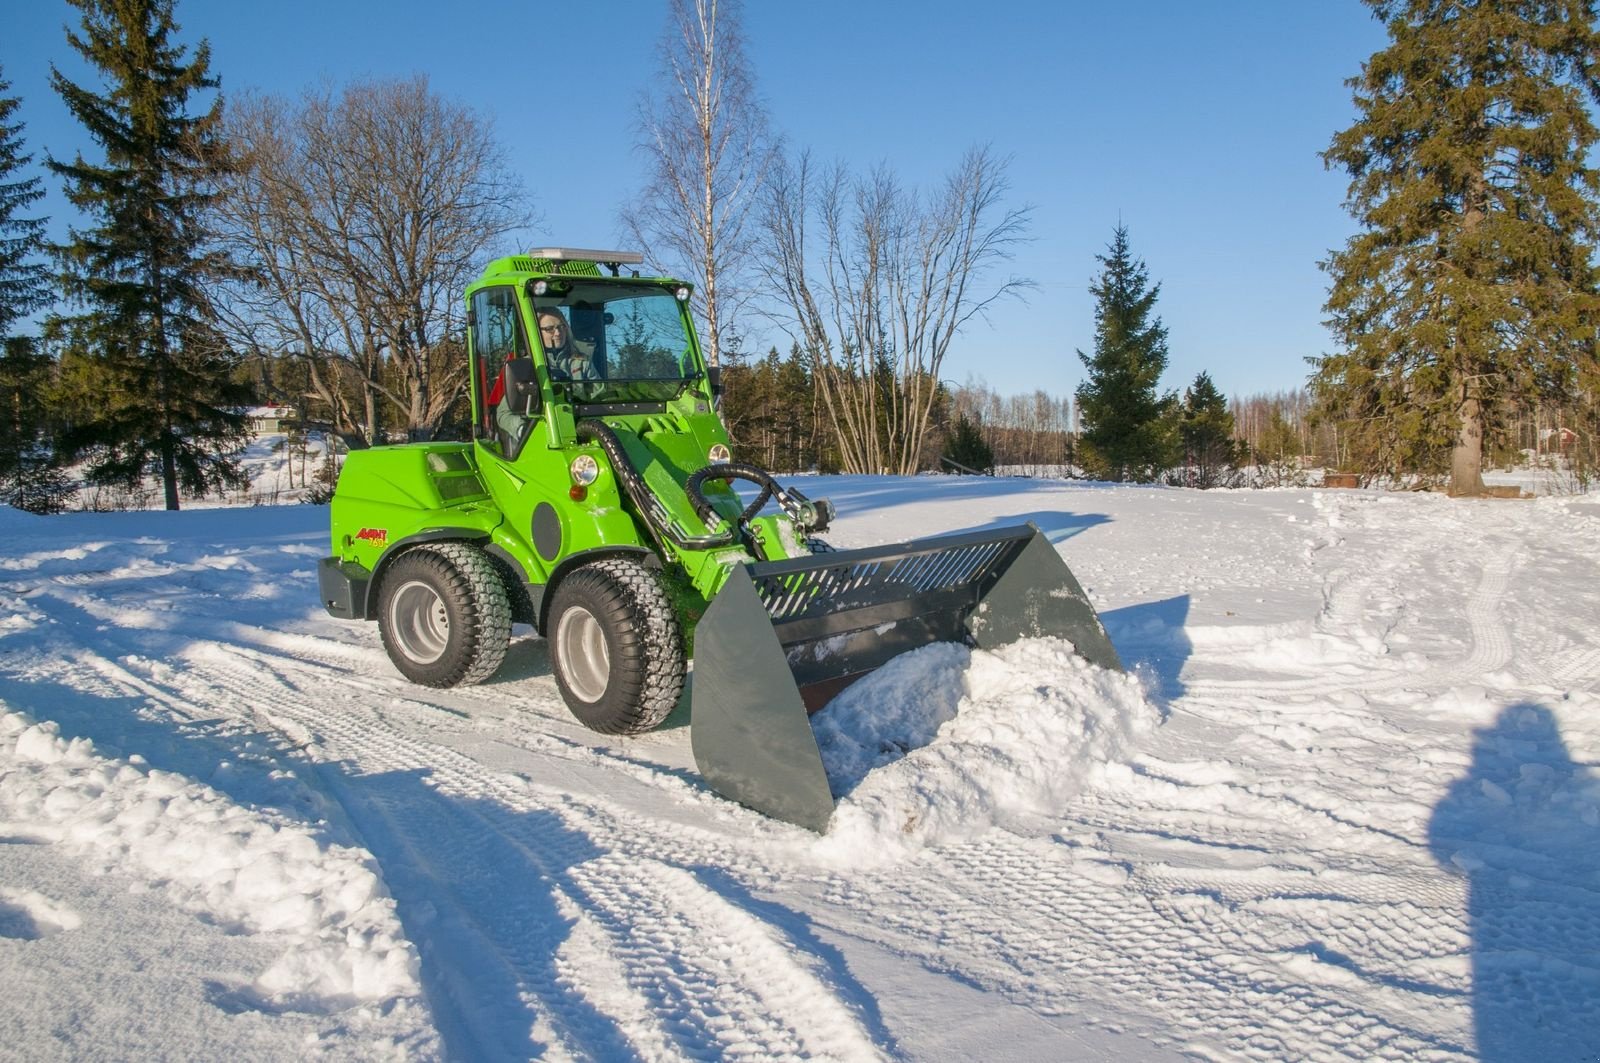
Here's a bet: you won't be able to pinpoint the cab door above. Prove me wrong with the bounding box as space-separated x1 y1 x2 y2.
468 285 532 448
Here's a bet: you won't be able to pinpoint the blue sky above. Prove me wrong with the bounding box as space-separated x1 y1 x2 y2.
4 1 1389 401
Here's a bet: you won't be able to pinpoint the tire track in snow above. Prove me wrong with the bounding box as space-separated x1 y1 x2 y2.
184 640 885 1062
1186 539 1518 701
813 834 1470 1061
1456 542 1515 677
6 574 880 1060
1546 645 1600 692
562 855 885 1061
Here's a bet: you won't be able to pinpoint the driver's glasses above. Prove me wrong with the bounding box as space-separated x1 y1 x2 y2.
539 320 566 341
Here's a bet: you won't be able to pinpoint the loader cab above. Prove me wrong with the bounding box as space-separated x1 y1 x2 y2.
529 282 698 406
466 249 708 454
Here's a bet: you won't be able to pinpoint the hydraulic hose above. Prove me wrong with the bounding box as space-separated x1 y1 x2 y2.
576 419 832 557
683 462 774 529
684 462 833 535
575 420 737 551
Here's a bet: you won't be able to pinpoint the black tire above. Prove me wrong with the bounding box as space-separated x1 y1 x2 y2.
547 557 685 735
377 542 511 687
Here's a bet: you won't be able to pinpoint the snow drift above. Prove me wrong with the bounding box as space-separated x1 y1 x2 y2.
812 638 1160 861
0 707 420 1009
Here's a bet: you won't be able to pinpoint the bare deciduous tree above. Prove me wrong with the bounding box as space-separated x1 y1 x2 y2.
625 0 776 368
950 382 1075 477
210 93 363 444
210 77 530 443
760 145 1032 475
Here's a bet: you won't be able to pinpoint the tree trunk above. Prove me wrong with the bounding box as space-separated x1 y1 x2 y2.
161 429 180 511
1450 383 1486 496
364 384 379 446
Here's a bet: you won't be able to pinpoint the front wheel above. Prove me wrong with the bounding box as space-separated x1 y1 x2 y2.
377 542 511 687
548 557 685 735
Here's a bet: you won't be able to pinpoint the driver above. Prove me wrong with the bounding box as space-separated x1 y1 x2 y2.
537 309 601 381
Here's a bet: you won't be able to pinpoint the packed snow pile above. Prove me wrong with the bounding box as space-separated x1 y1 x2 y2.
813 638 1159 860
0 706 420 1008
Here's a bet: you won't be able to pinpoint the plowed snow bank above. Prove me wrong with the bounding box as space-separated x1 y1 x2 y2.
0 707 420 1008
812 638 1159 861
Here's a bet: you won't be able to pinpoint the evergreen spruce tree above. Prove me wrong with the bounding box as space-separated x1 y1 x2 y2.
1317 0 1600 496
0 68 74 514
1253 410 1309 488
1075 225 1178 482
48 0 248 511
0 68 50 341
941 413 994 474
1178 371 1243 488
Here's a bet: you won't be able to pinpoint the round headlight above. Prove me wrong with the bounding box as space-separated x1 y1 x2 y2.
569 454 599 486
708 444 731 464
674 286 691 302
531 280 548 296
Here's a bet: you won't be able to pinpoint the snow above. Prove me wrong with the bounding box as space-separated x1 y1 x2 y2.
814 641 1159 862
3 475 1599 1060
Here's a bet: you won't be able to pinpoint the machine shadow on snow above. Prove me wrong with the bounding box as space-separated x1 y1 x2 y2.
1099 595 1192 703
334 771 899 1059
677 863 901 1052
0 660 611 1055
487 627 555 685
331 768 629 1060
1427 702 1600 1061
952 508 1110 545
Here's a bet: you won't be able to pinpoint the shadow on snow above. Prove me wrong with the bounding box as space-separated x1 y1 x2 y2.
1100 595 1192 703
1427 702 1600 1061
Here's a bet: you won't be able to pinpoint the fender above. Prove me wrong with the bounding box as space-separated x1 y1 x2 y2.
360 528 492 621
534 545 656 635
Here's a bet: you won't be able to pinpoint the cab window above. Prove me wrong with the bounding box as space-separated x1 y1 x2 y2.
470 287 529 434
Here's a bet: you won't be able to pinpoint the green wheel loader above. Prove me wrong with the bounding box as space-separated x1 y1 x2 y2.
318 248 1121 831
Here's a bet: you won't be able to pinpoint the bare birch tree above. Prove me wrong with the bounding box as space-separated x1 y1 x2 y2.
625 0 776 368
759 145 1031 474
210 78 529 443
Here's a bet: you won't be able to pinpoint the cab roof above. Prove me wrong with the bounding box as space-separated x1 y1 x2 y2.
476 247 684 285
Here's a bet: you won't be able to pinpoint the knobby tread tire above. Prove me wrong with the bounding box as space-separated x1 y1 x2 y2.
377 542 512 688
548 557 685 735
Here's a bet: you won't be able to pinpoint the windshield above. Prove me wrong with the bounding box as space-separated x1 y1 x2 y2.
531 283 699 404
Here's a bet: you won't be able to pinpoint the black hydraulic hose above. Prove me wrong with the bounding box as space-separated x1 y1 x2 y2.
575 419 736 550
684 462 775 529
685 462 833 534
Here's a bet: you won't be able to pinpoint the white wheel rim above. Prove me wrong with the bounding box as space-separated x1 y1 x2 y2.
390 579 450 664
556 605 610 703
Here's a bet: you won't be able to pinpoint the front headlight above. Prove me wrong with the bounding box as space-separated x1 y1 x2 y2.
708 444 731 464
569 454 599 486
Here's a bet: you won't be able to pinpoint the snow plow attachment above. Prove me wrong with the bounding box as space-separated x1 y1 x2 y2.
690 524 1121 831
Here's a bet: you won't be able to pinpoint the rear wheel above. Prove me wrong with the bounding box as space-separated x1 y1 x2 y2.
548 557 685 735
377 543 511 687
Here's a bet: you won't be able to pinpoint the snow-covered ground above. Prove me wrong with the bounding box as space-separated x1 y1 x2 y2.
3 476 1598 1060
70 431 341 512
